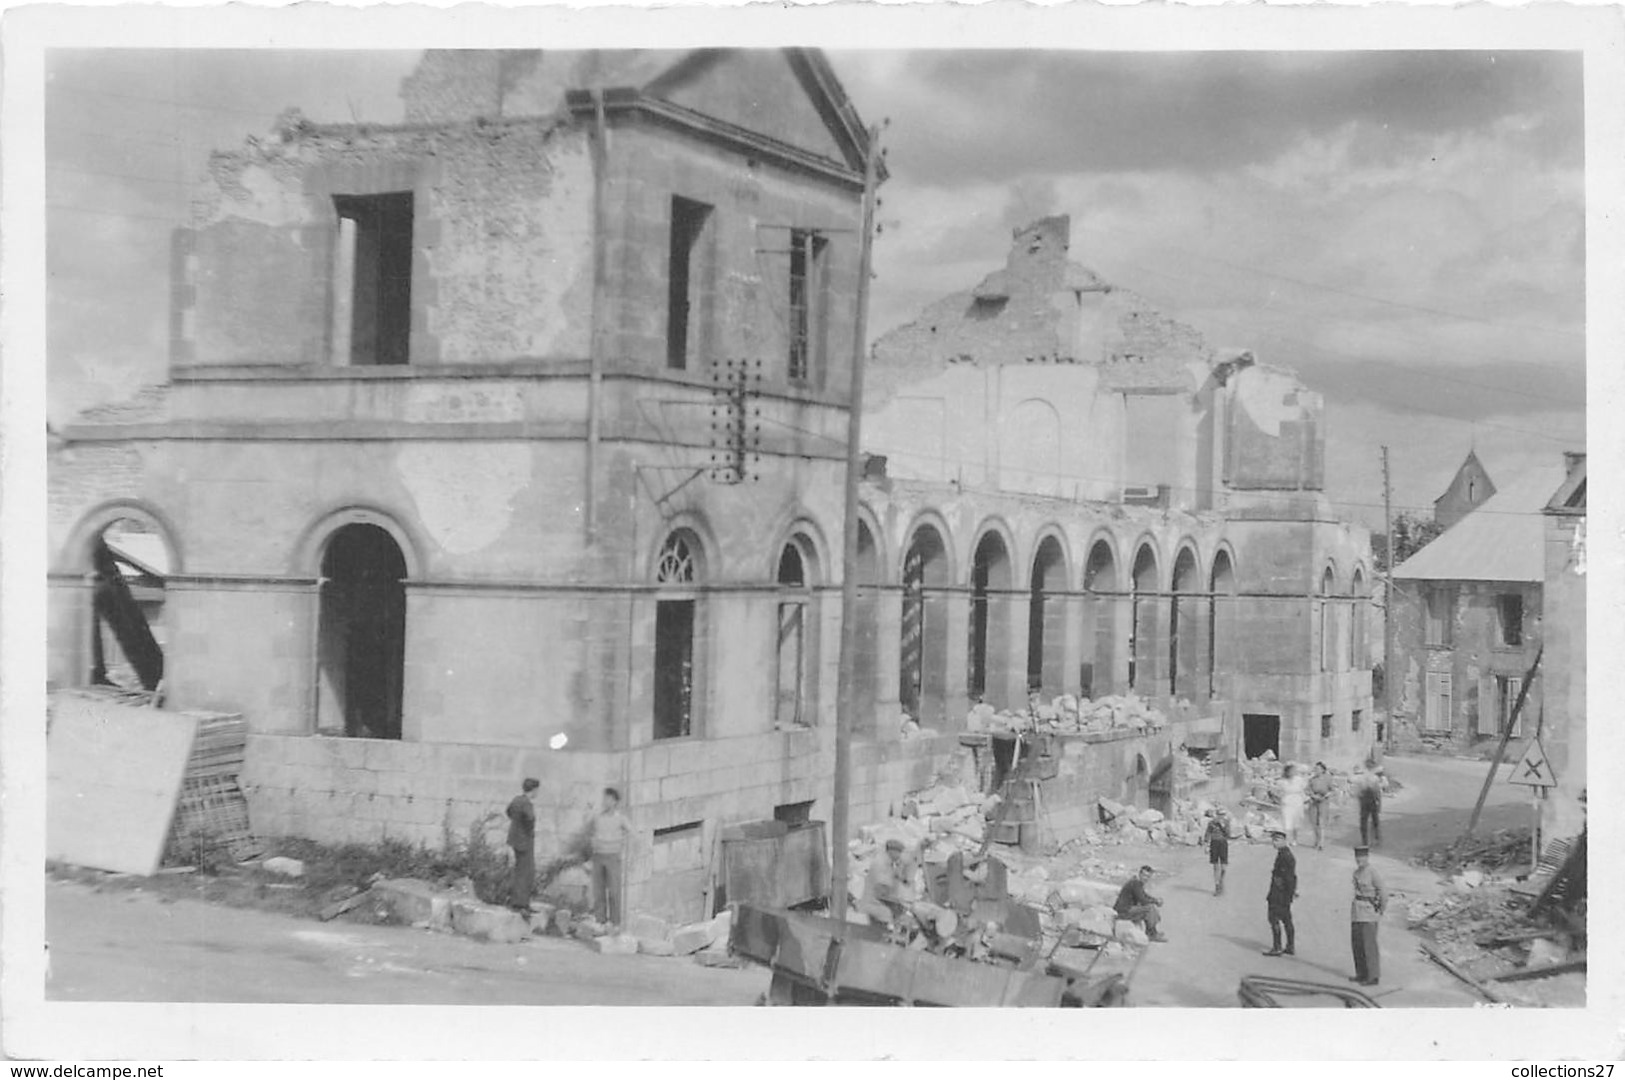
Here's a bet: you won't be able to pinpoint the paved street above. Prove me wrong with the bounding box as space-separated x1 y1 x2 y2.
46 881 769 1005
46 752 1521 1007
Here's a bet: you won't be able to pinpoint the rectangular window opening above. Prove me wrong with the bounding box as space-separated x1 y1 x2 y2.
654 599 696 740
1352 709 1363 733
1498 676 1524 736
1498 594 1524 647
667 196 712 371
653 820 703 842
775 599 808 728
333 192 413 367
1320 713 1333 739
788 229 828 385
1425 587 1454 647
773 801 814 827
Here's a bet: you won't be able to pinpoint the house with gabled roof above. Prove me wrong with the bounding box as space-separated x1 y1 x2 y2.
1391 460 1567 752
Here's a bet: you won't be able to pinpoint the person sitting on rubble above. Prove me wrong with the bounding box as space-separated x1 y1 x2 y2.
1114 865 1168 942
859 839 918 931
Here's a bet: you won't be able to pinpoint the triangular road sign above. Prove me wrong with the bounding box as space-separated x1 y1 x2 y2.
1509 738 1557 788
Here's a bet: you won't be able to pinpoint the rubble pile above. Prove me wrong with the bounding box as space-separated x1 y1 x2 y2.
965 694 1168 737
1417 827 1532 874
1093 795 1217 848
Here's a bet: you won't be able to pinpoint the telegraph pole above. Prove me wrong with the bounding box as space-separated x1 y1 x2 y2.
1381 445 1395 753
830 125 882 932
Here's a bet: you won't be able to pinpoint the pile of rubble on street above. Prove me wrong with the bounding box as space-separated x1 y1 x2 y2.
1407 828 1587 1007
965 694 1168 736
326 870 738 966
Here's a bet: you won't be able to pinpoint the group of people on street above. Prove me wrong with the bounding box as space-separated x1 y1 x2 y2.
1118 757 1389 987
505 780 631 929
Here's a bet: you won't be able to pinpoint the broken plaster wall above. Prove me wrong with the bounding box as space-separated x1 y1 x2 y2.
1387 578 1543 753
180 117 596 370
1540 511 1585 838
1224 364 1325 491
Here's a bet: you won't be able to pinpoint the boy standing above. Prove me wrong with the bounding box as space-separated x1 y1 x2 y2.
589 787 632 929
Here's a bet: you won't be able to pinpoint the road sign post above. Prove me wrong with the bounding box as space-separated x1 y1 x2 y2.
1508 737 1556 868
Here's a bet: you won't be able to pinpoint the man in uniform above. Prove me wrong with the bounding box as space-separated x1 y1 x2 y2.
505 777 540 913
1350 844 1387 985
1263 829 1297 956
1113 865 1167 942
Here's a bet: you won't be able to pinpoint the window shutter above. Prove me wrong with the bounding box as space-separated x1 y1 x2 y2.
1440 673 1453 730
1424 673 1441 730
1477 677 1497 736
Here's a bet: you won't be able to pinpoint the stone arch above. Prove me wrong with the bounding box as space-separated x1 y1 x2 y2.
900 519 952 724
295 504 425 580
773 521 827 730
1027 530 1070 696
314 522 411 740
1209 546 1238 697
59 499 184 574
64 500 182 693
967 522 1017 705
898 509 957 586
1129 538 1161 692
647 512 717 584
1081 533 1121 698
1169 542 1201 699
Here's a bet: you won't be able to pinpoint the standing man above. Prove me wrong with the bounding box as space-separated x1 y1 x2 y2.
1204 809 1231 896
506 777 540 914
1306 762 1334 851
1263 829 1297 956
588 787 632 930
1350 845 1387 986
1113 865 1168 942
1357 763 1384 848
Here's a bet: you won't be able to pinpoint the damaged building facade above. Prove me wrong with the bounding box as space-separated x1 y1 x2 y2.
849 215 1374 769
48 50 1373 924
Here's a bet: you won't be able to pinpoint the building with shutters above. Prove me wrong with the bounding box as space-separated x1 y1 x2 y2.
1390 461 1569 752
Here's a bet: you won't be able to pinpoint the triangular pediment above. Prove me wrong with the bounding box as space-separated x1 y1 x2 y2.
644 49 863 172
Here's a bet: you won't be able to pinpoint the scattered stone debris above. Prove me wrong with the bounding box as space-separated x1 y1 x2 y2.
965 694 1168 737
261 856 305 879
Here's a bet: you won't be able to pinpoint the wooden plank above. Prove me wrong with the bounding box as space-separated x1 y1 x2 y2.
48 694 199 875
1419 940 1509 1004
1492 958 1586 983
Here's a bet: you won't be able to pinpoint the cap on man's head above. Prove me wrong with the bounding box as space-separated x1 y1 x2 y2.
1139 864 1155 874
1354 845 1370 856
1269 829 1286 838
885 839 905 852
521 778 540 792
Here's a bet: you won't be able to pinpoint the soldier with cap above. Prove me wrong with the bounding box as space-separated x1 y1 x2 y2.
1262 829 1297 956
506 777 540 913
1350 844 1387 985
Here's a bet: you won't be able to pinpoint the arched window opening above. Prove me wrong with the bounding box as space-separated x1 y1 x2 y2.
87 517 170 693
968 531 1013 704
1170 547 1199 698
1319 568 1336 673
1028 536 1067 696
317 524 408 739
774 536 819 730
1208 551 1236 698
1129 544 1159 692
1081 541 1117 699
900 526 949 724
655 530 703 741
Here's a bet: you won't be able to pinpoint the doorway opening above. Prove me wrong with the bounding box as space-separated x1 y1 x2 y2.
317 524 408 739
1243 713 1281 761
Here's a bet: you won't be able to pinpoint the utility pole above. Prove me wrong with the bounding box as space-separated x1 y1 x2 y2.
1381 445 1395 753
830 124 882 932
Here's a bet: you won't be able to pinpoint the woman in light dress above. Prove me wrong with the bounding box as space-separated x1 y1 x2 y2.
1279 763 1308 846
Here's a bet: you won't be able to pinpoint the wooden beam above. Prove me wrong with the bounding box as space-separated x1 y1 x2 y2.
1492 958 1587 983
1419 940 1509 1004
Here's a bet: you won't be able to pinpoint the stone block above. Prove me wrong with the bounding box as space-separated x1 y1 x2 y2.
1525 937 1569 968
1114 920 1149 947
637 937 676 957
671 924 714 956
1053 878 1118 908
370 879 452 930
592 933 639 956
625 912 671 943
262 856 305 878
450 899 530 943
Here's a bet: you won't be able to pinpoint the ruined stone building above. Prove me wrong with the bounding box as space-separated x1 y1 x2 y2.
1390 461 1567 753
48 51 1374 923
847 215 1375 776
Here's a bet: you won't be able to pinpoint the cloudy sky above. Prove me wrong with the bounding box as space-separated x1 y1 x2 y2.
44 48 1585 527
